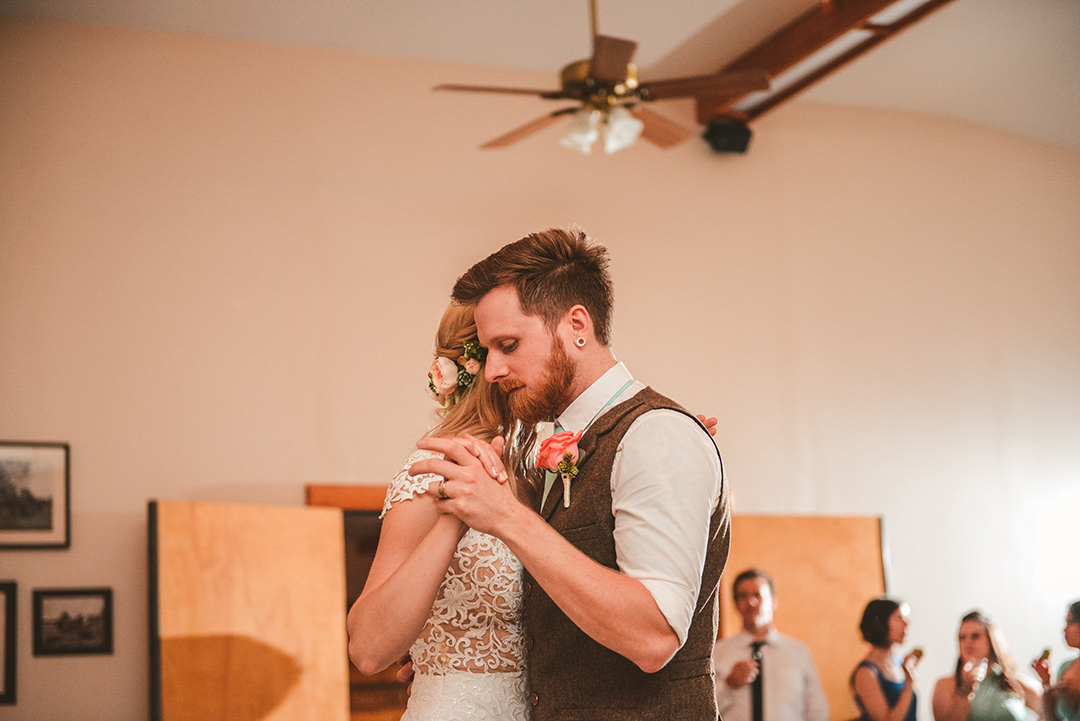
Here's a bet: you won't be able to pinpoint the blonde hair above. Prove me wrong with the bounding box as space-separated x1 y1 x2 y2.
427 302 538 500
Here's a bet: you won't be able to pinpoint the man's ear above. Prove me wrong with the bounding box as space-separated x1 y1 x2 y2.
565 304 591 339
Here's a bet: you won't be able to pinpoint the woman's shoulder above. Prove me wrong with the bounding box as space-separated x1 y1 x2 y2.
380 447 445 518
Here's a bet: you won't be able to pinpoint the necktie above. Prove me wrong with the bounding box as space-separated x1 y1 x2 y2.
750 640 765 721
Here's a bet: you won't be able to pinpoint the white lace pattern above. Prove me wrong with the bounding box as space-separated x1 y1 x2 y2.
383 449 529 719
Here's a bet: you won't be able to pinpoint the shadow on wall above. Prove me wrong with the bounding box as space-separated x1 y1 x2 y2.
161 634 301 721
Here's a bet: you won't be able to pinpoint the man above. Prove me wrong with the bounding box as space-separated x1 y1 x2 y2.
712 569 829 721
410 227 730 720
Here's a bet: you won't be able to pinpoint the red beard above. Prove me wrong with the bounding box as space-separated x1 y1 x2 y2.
502 334 576 424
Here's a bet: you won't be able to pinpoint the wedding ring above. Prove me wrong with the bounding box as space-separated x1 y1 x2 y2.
438 479 448 500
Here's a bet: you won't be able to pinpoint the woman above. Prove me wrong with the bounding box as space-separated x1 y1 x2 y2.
346 302 538 720
1033 600 1080 721
851 597 922 721
932 610 1041 721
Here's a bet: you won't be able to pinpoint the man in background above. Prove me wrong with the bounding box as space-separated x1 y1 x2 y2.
713 568 829 721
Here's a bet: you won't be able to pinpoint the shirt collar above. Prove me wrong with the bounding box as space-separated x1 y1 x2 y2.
737 628 780 645
555 362 634 433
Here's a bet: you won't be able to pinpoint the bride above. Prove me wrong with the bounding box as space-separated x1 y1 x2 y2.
346 302 539 720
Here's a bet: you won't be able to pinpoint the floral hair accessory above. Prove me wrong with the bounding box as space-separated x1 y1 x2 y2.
427 338 488 411
536 430 583 508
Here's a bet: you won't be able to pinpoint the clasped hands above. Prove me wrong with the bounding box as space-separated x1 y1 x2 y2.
407 433 520 536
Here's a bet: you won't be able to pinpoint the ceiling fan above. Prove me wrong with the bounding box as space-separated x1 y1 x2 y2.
434 0 770 154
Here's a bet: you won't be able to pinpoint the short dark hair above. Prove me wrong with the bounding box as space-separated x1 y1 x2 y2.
1069 600 1080 623
860 597 902 647
732 568 776 601
452 227 615 346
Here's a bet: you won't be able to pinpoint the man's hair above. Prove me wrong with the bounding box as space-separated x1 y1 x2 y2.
732 568 776 601
452 227 614 346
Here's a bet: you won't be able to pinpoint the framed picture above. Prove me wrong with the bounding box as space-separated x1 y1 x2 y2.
0 442 70 549
1 581 14 704
33 588 113 656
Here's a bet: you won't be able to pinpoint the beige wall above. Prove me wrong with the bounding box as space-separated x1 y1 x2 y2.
1 15 1078 721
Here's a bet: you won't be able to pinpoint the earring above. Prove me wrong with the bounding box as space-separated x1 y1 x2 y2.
575 337 586 347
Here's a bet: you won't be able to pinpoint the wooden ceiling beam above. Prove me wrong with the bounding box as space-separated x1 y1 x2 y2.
696 0 958 125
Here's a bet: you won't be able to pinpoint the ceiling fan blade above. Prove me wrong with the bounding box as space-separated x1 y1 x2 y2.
638 69 769 101
627 106 693 149
480 107 578 149
590 34 638 85
434 83 563 98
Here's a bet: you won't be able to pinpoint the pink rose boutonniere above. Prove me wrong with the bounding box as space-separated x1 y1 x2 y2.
536 430 584 508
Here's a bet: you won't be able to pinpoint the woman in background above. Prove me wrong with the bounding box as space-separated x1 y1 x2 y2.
1033 600 1080 721
851 597 922 721
932 610 1041 721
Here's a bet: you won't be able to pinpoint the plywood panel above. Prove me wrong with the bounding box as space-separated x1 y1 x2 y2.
150 500 350 721
720 515 886 721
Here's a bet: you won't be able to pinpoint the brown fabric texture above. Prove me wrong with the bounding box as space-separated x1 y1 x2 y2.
524 387 731 720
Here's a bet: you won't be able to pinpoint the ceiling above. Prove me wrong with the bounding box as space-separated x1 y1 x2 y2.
2 0 1079 149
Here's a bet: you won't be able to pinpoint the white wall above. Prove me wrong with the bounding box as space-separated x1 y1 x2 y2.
1 16 1078 720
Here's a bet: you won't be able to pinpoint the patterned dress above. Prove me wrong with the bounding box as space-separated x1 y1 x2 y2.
382 449 529 721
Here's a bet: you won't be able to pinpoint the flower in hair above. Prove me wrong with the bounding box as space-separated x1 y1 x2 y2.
427 338 488 410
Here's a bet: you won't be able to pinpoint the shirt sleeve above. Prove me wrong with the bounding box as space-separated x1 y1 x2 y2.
610 409 722 646
801 644 831 721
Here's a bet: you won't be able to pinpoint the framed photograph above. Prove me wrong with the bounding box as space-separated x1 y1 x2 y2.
1 581 14 704
0 442 70 549
33 588 113 656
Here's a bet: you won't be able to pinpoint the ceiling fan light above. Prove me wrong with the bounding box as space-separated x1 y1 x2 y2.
603 106 644 154
560 108 601 154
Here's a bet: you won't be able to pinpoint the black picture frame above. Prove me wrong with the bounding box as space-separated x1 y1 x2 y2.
32 588 113 656
0 581 14 704
0 442 70 549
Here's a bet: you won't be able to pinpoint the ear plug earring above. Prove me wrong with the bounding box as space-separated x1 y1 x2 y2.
575 337 586 347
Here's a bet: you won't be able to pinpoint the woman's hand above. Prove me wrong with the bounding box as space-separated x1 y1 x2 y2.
1032 657 1052 688
957 658 986 695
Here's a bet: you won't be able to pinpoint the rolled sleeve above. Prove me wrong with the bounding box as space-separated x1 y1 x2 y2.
610 409 722 645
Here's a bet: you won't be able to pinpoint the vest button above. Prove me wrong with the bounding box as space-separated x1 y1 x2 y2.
530 692 539 706
524 581 532 596
526 636 534 650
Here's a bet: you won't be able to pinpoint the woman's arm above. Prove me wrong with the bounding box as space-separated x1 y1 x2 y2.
346 491 464 675
932 676 971 721
1014 674 1044 715
854 664 916 721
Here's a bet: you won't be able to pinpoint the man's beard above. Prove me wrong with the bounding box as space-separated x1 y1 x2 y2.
503 335 576 424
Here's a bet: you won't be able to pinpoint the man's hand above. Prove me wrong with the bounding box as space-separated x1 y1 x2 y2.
726 658 759 688
695 414 718 437
411 435 523 537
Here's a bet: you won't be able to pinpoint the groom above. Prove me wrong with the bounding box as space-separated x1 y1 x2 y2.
410 227 730 720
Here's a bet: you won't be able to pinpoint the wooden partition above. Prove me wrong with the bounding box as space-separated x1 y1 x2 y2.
148 500 350 721
719 515 887 721
306 485 409 721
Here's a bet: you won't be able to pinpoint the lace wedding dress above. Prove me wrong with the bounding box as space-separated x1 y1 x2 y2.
382 449 530 721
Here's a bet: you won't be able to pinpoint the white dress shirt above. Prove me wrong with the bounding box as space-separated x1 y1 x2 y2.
554 362 723 645
713 629 830 721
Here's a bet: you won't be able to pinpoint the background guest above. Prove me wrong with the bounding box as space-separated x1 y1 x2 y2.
1033 600 1080 721
851 597 921 721
932 610 1041 721
712 568 829 721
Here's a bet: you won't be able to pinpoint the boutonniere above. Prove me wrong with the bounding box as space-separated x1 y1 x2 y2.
536 430 584 508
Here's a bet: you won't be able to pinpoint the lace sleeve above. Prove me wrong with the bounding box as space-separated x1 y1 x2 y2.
381 448 444 518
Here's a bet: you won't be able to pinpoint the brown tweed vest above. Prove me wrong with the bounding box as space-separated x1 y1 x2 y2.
524 387 731 721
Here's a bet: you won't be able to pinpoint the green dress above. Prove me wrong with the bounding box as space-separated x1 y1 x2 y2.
966 670 1028 721
1056 658 1079 721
